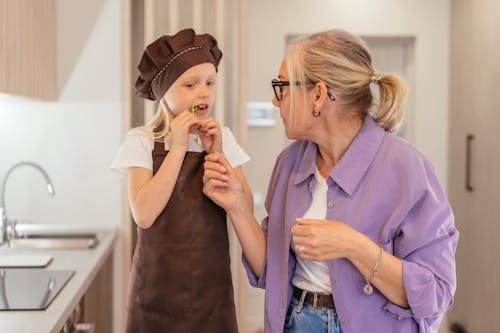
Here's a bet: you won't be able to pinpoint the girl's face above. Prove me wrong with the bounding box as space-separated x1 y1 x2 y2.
163 62 217 118
272 59 312 140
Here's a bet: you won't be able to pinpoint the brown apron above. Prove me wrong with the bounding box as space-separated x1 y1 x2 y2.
125 140 238 333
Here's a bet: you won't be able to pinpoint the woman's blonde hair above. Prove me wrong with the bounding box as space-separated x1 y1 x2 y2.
286 29 407 133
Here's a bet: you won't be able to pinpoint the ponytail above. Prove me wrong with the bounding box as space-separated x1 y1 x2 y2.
372 73 407 133
286 29 408 133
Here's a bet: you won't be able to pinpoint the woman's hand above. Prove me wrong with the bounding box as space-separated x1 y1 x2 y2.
291 218 359 262
198 117 222 153
204 153 266 277
203 152 248 215
293 218 409 307
170 111 201 151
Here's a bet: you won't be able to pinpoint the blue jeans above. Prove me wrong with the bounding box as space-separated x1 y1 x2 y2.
284 290 343 333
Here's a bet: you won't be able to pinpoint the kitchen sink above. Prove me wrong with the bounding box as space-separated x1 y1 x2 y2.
8 233 98 249
0 268 75 310
5 224 99 249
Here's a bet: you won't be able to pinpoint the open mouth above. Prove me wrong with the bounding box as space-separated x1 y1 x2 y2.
189 104 208 114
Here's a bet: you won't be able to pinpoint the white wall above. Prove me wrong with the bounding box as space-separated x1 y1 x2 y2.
0 0 121 228
247 0 450 189
0 0 124 331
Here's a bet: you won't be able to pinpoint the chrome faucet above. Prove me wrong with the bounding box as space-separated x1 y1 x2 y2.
0 162 55 245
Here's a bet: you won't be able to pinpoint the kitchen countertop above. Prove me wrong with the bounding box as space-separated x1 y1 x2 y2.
0 228 117 333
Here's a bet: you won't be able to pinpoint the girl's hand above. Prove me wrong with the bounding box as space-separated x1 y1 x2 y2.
198 117 222 153
170 111 201 151
291 218 358 262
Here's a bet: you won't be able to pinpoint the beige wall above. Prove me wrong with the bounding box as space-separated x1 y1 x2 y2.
245 0 451 219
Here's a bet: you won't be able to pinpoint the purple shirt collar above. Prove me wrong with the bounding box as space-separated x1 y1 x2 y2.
293 115 385 196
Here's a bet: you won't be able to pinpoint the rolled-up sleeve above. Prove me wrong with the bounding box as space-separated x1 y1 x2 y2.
383 161 459 322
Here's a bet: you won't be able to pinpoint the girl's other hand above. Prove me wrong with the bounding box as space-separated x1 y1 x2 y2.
199 117 222 153
170 111 201 151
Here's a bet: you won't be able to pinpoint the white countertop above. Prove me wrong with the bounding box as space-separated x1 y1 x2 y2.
0 228 117 333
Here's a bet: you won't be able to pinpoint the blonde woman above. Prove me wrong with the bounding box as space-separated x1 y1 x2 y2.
203 29 458 333
111 28 249 333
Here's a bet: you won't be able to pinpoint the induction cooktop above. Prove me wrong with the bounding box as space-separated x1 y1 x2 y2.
0 268 74 310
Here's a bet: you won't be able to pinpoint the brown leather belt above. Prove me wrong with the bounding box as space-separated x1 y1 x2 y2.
293 287 336 311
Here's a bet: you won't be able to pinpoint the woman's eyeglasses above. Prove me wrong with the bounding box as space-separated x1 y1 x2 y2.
271 79 335 101
271 79 308 101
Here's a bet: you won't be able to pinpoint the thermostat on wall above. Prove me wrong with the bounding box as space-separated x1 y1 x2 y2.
247 102 276 127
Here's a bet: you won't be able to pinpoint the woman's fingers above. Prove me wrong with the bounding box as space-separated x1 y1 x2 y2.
203 152 236 186
205 152 233 172
204 160 227 173
205 178 230 189
204 168 229 182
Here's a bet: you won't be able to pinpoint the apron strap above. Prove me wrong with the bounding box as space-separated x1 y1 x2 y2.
153 126 165 152
153 140 164 152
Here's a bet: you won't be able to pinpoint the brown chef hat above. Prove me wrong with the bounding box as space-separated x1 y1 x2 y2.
135 28 223 101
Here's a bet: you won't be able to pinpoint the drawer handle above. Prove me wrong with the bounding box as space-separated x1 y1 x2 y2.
465 134 474 192
71 323 95 333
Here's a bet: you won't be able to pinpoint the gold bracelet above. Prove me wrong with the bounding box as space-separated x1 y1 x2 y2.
364 246 383 295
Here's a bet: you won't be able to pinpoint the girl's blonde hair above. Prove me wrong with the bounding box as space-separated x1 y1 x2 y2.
286 29 407 133
134 98 172 142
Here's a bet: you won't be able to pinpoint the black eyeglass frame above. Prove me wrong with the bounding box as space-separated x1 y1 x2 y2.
271 79 335 101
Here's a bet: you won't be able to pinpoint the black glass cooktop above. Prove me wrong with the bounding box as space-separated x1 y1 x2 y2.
0 268 74 310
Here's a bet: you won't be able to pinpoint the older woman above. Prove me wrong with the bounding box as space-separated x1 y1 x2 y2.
203 29 458 333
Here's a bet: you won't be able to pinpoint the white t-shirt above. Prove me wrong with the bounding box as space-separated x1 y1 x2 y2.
291 166 332 293
110 126 249 175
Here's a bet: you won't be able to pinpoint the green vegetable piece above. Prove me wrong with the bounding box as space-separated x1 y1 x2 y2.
189 104 198 114
189 103 200 144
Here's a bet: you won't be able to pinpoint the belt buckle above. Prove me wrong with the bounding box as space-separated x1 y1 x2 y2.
312 292 319 308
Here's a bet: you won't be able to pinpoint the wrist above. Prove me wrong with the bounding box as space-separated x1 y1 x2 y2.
169 146 187 156
345 231 370 262
227 202 252 224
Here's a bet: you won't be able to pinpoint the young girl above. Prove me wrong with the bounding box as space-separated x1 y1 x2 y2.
111 28 249 333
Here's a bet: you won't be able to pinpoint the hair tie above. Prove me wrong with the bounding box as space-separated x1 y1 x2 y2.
370 71 382 84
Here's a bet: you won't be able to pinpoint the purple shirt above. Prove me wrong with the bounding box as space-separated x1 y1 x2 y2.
243 116 458 333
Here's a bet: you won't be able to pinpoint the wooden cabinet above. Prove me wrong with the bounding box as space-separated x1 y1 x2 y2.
81 252 113 333
447 0 500 332
59 253 113 333
0 0 57 100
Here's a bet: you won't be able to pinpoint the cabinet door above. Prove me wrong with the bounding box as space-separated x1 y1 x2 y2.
82 253 113 333
447 0 500 331
0 0 56 99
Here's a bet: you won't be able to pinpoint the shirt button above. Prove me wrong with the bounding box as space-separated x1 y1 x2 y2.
327 201 334 208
